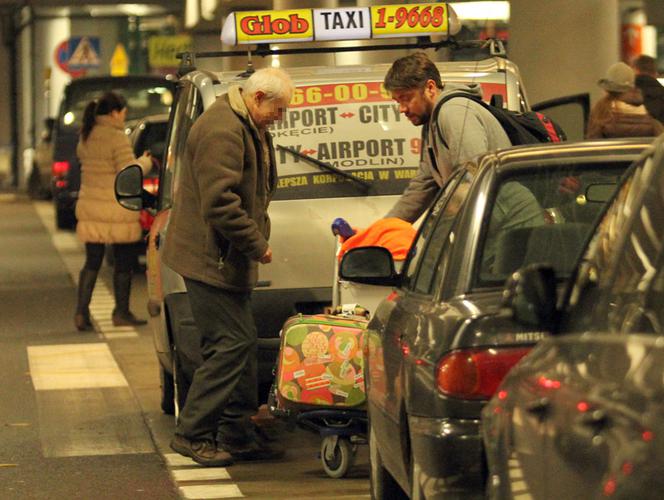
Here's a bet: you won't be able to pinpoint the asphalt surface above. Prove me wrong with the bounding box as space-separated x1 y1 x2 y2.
0 194 370 499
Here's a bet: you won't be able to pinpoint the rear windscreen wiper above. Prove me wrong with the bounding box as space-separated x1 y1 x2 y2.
276 145 370 190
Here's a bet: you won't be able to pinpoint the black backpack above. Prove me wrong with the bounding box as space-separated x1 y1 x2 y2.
433 92 567 146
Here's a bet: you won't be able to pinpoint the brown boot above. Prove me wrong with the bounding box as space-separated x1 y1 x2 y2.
170 435 234 467
112 271 147 326
74 310 93 331
75 269 97 332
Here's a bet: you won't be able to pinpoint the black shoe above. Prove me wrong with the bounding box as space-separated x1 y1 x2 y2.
220 438 285 461
170 435 234 467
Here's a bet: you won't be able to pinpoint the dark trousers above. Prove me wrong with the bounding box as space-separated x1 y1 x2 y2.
83 242 139 273
177 277 258 442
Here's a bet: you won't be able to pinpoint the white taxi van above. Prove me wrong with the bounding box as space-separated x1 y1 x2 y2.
115 2 588 414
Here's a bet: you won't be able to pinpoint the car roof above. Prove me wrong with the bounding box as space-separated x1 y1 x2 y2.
200 56 515 86
481 138 653 173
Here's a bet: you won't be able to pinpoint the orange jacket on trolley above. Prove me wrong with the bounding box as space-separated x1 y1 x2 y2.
338 217 416 262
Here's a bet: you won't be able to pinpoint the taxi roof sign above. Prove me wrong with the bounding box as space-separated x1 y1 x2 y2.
221 3 460 46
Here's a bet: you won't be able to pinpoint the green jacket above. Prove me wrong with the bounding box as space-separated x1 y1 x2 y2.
162 86 277 291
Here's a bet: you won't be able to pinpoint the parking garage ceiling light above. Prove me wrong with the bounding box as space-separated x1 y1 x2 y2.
449 1 509 21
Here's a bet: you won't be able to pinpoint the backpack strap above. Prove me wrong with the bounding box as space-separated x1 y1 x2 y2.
430 91 485 150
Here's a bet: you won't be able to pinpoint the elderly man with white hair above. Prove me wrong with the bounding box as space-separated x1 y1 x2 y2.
163 67 294 466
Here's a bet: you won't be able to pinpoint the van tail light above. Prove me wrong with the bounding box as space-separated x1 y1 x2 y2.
52 161 70 177
436 347 531 399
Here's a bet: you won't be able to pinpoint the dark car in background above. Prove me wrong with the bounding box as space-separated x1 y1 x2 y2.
338 139 651 499
483 135 664 500
51 75 175 229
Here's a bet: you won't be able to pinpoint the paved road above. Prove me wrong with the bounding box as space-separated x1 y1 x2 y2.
1 195 370 499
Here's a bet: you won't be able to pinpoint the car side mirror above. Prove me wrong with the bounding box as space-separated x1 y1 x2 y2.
501 264 557 331
339 246 400 286
115 164 147 211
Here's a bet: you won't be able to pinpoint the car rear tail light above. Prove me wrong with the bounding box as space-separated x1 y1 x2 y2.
52 161 70 177
436 347 531 399
143 177 159 194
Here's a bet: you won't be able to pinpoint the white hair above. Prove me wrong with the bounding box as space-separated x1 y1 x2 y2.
243 67 294 101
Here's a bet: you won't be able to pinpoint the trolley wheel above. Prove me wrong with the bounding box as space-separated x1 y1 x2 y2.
321 436 355 479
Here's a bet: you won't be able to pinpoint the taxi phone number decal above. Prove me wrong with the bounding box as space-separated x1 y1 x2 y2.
290 82 391 108
288 81 508 109
371 4 448 36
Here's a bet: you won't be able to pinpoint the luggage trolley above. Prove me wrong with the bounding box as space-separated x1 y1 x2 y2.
269 218 411 478
268 307 369 479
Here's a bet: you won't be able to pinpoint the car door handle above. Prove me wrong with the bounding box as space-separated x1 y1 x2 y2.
525 398 550 417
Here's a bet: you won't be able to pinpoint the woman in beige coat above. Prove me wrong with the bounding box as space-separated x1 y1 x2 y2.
74 91 152 331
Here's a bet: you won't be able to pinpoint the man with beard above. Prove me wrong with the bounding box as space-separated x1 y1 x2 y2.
384 52 511 222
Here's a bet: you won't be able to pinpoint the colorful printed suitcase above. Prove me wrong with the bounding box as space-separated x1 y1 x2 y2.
276 313 368 411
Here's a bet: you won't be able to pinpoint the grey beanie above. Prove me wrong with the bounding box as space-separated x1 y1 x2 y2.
598 62 635 93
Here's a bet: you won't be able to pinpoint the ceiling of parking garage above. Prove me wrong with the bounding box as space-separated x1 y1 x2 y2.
0 1 183 16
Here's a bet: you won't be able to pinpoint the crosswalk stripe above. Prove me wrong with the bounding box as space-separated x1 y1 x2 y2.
173 468 231 481
164 453 198 467
179 484 244 499
28 343 128 390
104 331 140 340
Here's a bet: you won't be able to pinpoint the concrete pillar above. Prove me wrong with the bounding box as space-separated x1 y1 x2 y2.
18 7 33 188
509 0 620 105
34 18 70 121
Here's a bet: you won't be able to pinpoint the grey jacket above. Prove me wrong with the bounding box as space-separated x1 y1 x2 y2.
162 86 277 291
386 83 511 222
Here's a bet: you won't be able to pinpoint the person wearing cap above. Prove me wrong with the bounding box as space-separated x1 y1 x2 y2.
633 54 664 124
587 61 664 139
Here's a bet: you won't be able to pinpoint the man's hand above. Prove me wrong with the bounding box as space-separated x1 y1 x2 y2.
259 247 272 264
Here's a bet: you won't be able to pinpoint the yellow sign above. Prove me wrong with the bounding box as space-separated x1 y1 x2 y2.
110 43 129 76
370 3 448 38
221 4 452 46
148 35 193 68
233 9 315 44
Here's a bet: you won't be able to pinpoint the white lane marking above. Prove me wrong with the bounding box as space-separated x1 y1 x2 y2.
165 453 198 467
28 343 128 390
173 468 231 481
104 331 141 340
179 484 244 499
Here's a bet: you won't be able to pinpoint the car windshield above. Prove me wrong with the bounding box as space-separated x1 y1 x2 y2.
475 161 632 288
60 80 174 129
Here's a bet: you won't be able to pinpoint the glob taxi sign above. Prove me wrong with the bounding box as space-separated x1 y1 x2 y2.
221 3 459 46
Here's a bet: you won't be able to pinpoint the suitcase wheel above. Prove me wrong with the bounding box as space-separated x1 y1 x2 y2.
320 435 355 479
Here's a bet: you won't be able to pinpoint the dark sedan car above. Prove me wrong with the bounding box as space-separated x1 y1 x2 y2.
483 135 664 500
339 139 652 499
